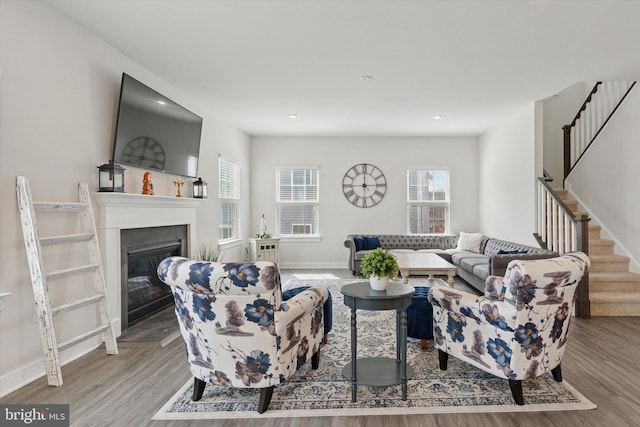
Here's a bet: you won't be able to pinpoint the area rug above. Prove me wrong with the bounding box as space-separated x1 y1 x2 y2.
153 278 596 420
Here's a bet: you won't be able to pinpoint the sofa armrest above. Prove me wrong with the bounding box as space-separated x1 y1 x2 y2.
428 286 486 317
428 285 518 331
275 287 328 335
489 252 558 276
344 237 357 272
344 238 356 251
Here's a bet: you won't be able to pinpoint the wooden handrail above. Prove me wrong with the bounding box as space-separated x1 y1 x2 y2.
535 177 590 318
568 82 601 127
564 81 636 180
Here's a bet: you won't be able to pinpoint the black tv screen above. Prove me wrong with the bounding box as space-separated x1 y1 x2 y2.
112 73 202 178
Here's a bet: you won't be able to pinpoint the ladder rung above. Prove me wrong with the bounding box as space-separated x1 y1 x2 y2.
52 293 105 316
34 201 88 212
57 324 110 352
40 233 94 246
46 264 99 281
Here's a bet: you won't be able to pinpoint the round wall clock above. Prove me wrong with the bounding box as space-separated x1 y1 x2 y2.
342 163 387 208
121 136 166 170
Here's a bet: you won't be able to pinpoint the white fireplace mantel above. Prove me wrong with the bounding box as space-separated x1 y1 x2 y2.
93 192 202 336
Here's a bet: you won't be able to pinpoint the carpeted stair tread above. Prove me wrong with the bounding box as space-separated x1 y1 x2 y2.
591 291 640 316
589 254 630 262
590 239 614 246
589 254 630 273
553 188 568 198
590 272 640 281
591 291 640 302
590 272 640 293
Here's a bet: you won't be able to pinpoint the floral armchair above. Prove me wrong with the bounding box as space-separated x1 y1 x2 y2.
157 257 328 413
427 252 590 405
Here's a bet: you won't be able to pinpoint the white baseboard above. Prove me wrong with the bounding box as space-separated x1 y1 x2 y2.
0 337 103 398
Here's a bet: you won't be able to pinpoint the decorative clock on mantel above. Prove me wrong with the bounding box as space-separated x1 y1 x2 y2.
342 163 387 208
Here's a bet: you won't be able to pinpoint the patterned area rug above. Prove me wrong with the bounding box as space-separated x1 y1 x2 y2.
153 278 596 420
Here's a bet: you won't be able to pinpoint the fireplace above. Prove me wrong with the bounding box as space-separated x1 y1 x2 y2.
93 191 200 337
120 225 188 329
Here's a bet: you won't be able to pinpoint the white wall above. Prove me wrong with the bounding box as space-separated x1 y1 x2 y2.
478 104 538 245
541 82 588 182
0 1 249 396
250 136 479 268
566 86 640 272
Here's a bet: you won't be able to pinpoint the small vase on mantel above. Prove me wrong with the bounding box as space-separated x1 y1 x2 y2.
369 276 390 291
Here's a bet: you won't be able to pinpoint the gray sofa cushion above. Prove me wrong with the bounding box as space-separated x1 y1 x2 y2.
451 252 486 266
472 264 490 280
459 257 489 274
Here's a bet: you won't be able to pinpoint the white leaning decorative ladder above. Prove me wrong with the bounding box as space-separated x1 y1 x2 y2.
16 176 118 386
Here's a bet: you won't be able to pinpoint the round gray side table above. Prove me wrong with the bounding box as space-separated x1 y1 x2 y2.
340 281 415 402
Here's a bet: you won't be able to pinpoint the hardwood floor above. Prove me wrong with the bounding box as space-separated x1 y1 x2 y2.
2 269 640 427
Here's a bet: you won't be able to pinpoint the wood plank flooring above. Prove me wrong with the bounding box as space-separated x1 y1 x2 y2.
2 269 640 427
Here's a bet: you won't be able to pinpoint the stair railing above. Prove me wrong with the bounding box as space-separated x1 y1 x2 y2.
563 81 636 182
535 178 590 318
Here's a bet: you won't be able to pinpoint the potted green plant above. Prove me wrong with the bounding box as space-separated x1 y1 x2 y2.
198 243 224 262
360 247 398 291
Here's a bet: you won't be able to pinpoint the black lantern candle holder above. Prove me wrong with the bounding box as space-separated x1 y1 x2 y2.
193 177 208 199
98 161 125 192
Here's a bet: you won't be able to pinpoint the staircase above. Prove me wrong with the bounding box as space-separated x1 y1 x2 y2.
555 188 640 316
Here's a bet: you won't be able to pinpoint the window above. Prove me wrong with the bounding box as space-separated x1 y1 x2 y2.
407 169 449 234
219 157 239 241
276 168 319 237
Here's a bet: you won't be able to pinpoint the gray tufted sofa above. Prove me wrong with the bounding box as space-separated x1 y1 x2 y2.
344 234 557 292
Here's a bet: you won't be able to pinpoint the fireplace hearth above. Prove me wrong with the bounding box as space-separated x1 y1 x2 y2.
120 225 187 329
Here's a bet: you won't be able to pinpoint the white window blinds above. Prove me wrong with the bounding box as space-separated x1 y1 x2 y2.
219 157 240 241
277 169 318 201
276 168 319 236
408 169 449 202
219 158 239 200
407 169 449 234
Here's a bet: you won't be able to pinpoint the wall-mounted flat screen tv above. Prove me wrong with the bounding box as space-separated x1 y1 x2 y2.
112 73 203 178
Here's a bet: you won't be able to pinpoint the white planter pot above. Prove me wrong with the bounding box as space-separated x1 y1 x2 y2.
369 276 390 291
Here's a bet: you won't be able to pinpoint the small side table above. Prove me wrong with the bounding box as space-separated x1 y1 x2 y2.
249 238 280 263
341 282 415 402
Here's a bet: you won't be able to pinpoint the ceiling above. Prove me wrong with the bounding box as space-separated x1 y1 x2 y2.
47 0 640 137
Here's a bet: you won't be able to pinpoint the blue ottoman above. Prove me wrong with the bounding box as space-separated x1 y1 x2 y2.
282 286 333 343
407 286 434 349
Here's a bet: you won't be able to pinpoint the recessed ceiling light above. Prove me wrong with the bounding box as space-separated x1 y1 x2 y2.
288 114 298 119
359 75 374 81
433 114 443 120
157 100 166 105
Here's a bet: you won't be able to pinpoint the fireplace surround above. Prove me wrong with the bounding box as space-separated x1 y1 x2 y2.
93 192 201 336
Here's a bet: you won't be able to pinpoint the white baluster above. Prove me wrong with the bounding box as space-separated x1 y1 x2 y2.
551 199 558 252
545 192 552 243
557 209 564 254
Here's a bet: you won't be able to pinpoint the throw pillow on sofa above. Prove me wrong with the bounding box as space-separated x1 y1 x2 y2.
354 236 382 251
456 231 483 253
362 236 381 250
497 249 528 254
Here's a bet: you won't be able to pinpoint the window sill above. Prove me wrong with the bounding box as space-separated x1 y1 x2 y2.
279 236 321 243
